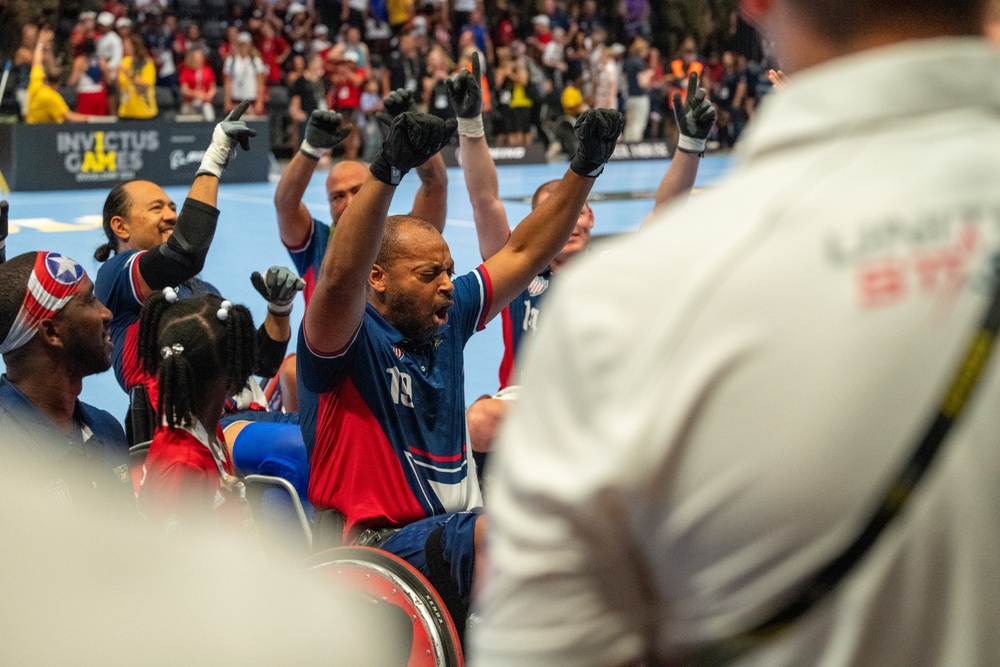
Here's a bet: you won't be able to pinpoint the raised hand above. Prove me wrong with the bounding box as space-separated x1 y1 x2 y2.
570 109 625 178
300 109 351 159
370 112 457 186
250 266 305 316
446 53 482 120
197 100 259 178
376 88 418 136
672 72 716 156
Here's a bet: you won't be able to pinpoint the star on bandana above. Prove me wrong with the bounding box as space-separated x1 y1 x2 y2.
46 253 84 286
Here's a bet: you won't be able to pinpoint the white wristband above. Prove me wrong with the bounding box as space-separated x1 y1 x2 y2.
676 134 707 154
300 139 329 160
457 115 485 138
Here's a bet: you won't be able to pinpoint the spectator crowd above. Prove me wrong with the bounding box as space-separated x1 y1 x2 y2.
8 0 778 154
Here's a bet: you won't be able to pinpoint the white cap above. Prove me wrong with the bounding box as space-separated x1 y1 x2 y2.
609 42 626 56
97 12 115 27
314 24 328 35
237 31 253 43
532 14 550 27
115 17 132 29
287 3 306 16
80 11 97 21
411 15 427 35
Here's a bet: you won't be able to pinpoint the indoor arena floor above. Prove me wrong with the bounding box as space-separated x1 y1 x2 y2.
2 155 733 420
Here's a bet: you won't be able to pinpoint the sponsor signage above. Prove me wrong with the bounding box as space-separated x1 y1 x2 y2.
0 120 269 191
608 140 672 161
441 143 547 168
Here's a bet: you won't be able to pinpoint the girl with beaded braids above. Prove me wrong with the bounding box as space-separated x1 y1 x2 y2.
136 288 257 532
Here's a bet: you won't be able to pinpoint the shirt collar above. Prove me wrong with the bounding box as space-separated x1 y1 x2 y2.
365 303 441 353
737 38 1000 165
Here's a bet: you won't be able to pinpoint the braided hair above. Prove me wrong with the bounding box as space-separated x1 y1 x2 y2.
137 290 257 430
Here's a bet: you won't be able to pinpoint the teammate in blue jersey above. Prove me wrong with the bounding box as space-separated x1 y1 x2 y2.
298 107 623 619
270 91 448 412
453 60 717 470
0 251 133 509
93 103 297 429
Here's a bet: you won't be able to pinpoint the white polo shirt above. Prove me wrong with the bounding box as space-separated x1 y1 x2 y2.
223 54 267 102
472 37 1000 667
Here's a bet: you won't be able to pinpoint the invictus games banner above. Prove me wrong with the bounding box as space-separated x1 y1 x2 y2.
0 120 269 192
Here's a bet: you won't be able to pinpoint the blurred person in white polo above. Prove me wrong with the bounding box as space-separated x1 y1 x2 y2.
471 0 1000 664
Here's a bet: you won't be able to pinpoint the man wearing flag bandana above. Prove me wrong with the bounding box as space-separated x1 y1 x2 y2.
0 251 132 508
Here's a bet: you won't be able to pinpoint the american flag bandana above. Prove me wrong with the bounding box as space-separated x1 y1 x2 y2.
0 252 85 354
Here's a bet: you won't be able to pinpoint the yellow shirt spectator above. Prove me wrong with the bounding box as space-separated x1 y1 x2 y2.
26 64 70 124
118 56 158 119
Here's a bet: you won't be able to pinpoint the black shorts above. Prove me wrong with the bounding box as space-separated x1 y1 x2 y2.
508 107 532 133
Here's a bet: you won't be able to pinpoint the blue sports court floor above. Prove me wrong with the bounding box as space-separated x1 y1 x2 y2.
2 155 733 421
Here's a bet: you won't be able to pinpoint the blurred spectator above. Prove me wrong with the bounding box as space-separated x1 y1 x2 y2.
387 0 414 34
383 29 425 104
68 39 109 116
115 17 134 45
285 53 307 87
310 24 334 58
459 8 492 62
364 11 393 59
219 25 240 62
223 32 267 116
542 0 571 31
288 53 328 146
359 77 384 162
327 47 364 158
97 12 125 114
620 0 651 40
118 34 158 119
541 26 568 92
26 28 93 123
70 12 98 58
174 23 207 60
341 25 371 72
712 51 746 147
529 14 553 49
491 46 513 145
14 25 41 117
423 44 456 121
564 30 588 90
576 0 606 36
501 51 534 146
451 0 476 52
492 6 517 48
256 22 291 86
670 37 704 104
594 42 623 111
102 0 129 20
646 46 668 138
179 48 218 120
145 14 179 98
622 37 653 141
341 0 368 31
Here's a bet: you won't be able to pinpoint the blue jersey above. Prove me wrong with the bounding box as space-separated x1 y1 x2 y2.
285 217 331 305
298 266 493 533
95 250 219 404
0 375 132 507
499 269 552 388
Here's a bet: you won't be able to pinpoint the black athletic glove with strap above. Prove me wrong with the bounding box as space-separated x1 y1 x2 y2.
197 100 258 178
370 112 457 186
673 72 717 156
300 110 351 160
446 54 485 137
250 266 305 316
570 108 625 178
376 88 419 137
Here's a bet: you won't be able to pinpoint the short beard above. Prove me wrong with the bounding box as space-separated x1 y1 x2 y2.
384 286 439 346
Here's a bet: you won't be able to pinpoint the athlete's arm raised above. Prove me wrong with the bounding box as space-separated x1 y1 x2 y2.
448 53 510 260
273 110 350 248
380 89 449 232
135 101 257 296
304 113 456 354
482 109 623 323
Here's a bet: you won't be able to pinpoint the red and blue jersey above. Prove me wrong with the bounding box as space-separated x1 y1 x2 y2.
498 269 552 389
95 249 220 406
298 266 493 534
284 217 330 305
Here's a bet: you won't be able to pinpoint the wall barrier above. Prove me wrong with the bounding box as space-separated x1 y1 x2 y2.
0 119 270 192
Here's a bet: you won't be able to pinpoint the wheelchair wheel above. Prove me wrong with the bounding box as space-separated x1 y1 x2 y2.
308 547 464 667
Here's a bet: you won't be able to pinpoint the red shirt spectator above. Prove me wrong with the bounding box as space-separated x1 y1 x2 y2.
255 23 290 84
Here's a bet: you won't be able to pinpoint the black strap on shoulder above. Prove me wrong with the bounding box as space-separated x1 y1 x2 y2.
685 265 1000 665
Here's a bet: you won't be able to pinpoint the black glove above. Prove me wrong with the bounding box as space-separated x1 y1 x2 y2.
446 54 482 119
0 200 8 264
376 88 418 137
250 266 305 316
300 110 351 160
569 109 624 178
197 100 258 178
370 112 457 186
673 72 717 155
